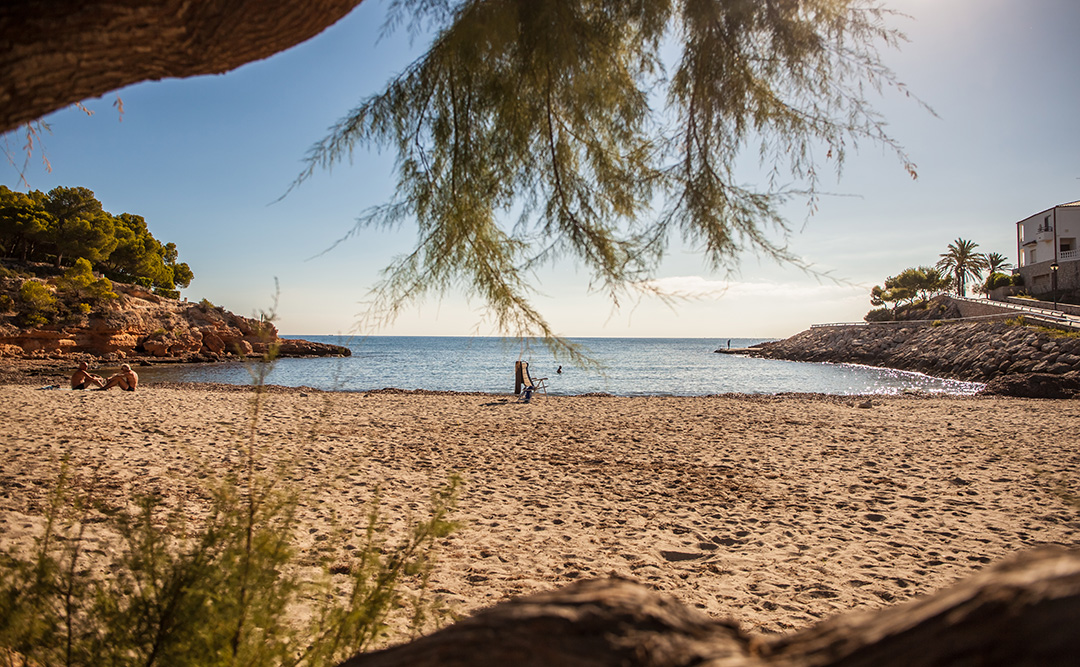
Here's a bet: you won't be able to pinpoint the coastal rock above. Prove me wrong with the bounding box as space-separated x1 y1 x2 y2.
0 282 350 360
752 309 1080 392
338 548 1080 667
982 372 1080 399
278 337 348 357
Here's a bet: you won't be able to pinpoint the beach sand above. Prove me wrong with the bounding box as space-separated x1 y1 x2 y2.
1 383 1078 643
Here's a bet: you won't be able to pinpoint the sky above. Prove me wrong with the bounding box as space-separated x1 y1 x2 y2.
3 0 1080 339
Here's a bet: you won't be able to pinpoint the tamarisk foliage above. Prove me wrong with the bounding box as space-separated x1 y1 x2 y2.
296 0 921 354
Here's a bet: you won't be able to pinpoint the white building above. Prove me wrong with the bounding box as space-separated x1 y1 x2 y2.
1016 201 1080 295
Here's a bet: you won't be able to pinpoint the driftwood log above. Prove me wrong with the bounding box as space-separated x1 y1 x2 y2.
339 547 1080 667
0 0 365 133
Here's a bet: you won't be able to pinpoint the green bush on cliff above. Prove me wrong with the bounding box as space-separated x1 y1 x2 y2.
16 280 56 325
58 258 118 304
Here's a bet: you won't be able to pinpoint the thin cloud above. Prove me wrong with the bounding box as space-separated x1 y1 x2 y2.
638 276 867 302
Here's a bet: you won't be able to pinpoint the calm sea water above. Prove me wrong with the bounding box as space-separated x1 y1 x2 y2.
134 336 984 396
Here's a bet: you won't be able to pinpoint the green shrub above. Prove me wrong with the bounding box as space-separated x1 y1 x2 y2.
864 307 892 322
154 288 180 300
16 280 57 325
984 272 1012 292
57 258 95 291
58 258 118 303
17 280 54 309
0 294 13 312
1012 273 1025 286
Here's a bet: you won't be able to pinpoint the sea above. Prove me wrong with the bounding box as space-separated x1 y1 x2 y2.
133 336 985 397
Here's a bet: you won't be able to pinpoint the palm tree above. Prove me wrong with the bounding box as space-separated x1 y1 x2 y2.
984 252 1013 275
936 238 988 297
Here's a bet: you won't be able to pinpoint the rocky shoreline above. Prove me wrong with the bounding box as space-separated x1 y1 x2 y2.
0 282 349 362
749 317 1080 398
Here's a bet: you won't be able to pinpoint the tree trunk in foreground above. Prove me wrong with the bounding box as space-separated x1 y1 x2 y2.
0 0 364 133
339 547 1080 667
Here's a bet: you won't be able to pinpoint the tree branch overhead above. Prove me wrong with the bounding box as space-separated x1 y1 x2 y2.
0 0 365 133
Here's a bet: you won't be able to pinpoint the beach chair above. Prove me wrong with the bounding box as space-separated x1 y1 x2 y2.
514 361 548 401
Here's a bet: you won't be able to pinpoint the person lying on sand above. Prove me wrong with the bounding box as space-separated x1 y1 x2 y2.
70 361 105 390
97 364 139 392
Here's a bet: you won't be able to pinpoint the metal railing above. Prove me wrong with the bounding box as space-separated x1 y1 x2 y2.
811 296 1080 332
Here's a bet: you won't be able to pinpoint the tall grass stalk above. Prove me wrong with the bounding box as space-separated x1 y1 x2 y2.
0 299 460 666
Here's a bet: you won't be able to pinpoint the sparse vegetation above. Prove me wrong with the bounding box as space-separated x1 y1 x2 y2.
2 259 122 326
868 239 1014 319
0 323 460 666
869 266 950 317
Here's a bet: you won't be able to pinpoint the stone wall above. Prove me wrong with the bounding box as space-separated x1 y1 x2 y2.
951 299 1017 319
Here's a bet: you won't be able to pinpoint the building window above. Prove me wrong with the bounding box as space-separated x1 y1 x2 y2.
1031 249 1037 263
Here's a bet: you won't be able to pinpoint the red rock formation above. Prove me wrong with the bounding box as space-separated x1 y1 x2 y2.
0 282 348 360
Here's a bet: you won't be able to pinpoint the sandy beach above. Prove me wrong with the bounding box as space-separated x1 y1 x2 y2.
1 383 1078 644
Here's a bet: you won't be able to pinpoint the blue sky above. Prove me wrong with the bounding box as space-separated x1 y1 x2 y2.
3 0 1079 338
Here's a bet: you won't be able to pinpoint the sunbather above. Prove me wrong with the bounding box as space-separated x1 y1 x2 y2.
98 364 139 392
70 361 105 390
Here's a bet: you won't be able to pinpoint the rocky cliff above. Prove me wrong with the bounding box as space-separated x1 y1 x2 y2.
0 280 349 361
750 318 1080 397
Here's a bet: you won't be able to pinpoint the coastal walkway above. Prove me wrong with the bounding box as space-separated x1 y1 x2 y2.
806 296 1080 333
